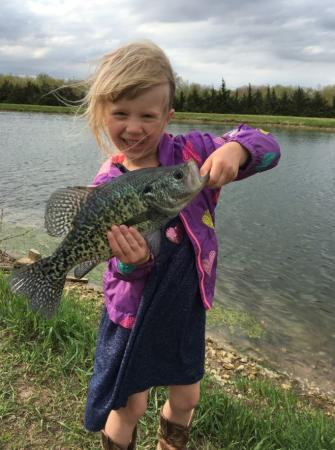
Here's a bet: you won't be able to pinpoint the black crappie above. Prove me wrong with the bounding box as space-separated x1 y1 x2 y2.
10 160 208 318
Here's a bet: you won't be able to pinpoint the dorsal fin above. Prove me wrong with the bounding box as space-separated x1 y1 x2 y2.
44 186 95 237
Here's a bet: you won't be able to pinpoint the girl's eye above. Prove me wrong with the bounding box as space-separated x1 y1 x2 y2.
112 112 126 117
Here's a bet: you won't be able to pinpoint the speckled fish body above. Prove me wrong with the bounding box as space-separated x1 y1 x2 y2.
10 160 208 318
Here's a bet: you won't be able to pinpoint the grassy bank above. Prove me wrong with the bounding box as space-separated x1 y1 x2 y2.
0 102 76 114
2 102 335 129
173 112 335 129
1 271 334 449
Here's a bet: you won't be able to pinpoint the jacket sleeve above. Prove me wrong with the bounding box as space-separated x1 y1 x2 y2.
217 124 281 180
184 124 281 181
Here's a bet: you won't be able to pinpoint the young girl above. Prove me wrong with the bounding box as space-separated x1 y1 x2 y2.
83 41 280 450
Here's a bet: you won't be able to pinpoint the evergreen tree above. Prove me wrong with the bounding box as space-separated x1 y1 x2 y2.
310 91 330 117
0 79 11 102
332 96 335 117
218 78 231 113
253 89 264 114
1 72 335 118
278 90 291 116
231 89 240 114
291 86 309 116
246 84 254 113
209 87 219 113
26 81 42 104
186 84 202 112
264 86 272 114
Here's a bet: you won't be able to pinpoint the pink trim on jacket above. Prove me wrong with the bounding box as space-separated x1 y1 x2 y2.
179 211 211 309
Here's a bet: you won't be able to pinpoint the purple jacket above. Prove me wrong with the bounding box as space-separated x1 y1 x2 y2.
93 125 281 328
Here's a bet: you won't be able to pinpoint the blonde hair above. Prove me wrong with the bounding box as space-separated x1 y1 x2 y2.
84 41 176 153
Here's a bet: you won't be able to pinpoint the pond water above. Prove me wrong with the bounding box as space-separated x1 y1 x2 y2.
1 111 334 394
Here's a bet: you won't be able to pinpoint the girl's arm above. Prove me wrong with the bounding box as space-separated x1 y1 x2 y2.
185 125 281 189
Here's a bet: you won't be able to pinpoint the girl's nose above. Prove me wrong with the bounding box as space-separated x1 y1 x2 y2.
126 118 143 135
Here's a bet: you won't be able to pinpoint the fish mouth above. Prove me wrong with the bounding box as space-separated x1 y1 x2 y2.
186 159 209 191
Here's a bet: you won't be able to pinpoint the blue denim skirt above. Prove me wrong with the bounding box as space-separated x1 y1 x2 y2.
85 218 206 432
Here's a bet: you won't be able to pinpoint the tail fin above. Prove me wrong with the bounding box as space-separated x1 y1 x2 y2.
10 257 66 319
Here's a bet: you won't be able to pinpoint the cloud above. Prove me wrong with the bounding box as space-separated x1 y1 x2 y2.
1 0 335 87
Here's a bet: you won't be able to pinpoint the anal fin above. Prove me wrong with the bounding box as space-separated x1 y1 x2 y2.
73 259 100 279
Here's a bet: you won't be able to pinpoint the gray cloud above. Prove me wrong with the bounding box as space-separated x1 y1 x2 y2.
0 0 335 87
0 2 40 40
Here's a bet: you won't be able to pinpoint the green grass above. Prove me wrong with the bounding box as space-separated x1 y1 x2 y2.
0 271 334 449
1 102 335 129
173 112 335 129
0 102 77 114
207 302 264 339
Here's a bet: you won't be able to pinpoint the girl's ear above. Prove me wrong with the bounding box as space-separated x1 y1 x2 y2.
167 108 175 122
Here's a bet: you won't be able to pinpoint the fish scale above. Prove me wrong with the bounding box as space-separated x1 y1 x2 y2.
10 160 208 318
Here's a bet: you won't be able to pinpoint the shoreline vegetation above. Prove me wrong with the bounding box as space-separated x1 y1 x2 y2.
2 102 335 130
0 249 335 449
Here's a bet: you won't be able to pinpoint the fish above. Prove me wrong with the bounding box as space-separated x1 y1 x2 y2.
10 160 208 318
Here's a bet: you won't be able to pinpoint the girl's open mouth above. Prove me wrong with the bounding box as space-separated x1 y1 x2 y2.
122 137 146 148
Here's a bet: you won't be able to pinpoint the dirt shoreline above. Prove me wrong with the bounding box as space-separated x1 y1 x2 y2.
1 249 334 416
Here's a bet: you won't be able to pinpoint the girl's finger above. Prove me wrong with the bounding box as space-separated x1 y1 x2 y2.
207 164 222 187
109 226 134 255
107 229 124 256
200 158 212 178
127 227 147 246
118 225 140 252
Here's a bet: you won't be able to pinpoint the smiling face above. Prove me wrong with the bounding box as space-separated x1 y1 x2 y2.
104 84 174 170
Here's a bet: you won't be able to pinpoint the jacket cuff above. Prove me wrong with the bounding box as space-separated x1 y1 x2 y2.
230 127 280 179
111 255 155 281
117 260 136 274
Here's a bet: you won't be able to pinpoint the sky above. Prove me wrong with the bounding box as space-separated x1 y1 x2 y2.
1 0 335 89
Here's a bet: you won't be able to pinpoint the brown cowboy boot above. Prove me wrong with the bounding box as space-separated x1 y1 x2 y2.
101 425 137 450
156 408 194 450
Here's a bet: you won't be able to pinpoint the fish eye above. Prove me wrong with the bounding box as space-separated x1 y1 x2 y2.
173 169 184 180
143 185 153 195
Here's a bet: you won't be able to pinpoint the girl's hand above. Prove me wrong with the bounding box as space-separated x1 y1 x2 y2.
107 225 151 265
200 141 249 189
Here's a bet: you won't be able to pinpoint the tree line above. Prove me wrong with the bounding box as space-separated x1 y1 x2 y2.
1 73 335 117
